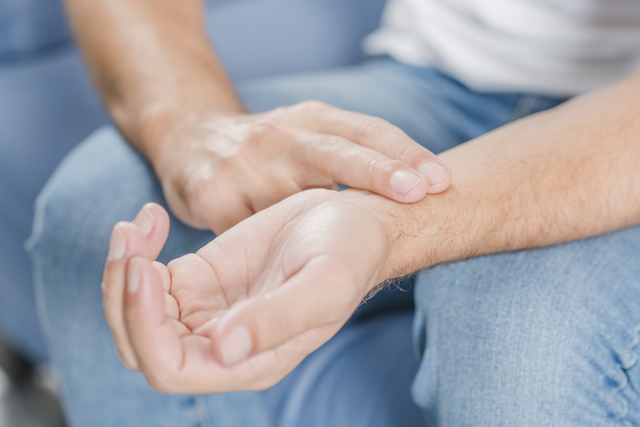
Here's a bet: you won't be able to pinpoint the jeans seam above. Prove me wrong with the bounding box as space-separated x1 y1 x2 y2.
612 324 640 425
194 395 211 427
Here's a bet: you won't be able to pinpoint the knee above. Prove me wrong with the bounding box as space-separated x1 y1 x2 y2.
28 126 160 277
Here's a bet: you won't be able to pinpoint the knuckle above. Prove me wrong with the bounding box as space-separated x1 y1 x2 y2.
396 143 415 161
250 118 282 139
314 136 345 176
167 253 198 276
357 117 391 140
183 175 211 203
166 258 181 274
317 135 343 154
364 156 394 182
298 99 329 113
247 118 292 149
398 143 432 164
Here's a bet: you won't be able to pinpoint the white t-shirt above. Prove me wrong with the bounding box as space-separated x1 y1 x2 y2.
364 0 640 95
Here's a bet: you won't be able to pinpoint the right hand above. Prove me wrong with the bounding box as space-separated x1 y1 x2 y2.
103 188 414 393
147 100 451 234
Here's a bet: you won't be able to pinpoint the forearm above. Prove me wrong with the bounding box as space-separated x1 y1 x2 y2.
64 0 243 160
375 74 640 280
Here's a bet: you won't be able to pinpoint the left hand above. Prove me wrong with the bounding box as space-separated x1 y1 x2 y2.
102 189 404 393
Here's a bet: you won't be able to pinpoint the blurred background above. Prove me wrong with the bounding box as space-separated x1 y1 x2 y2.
0 0 385 425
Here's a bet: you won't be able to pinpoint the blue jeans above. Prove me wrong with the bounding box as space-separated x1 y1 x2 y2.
0 45 109 363
28 57 640 426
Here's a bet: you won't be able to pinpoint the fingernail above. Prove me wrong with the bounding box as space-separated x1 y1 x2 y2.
418 162 449 185
127 260 140 293
390 170 423 196
220 326 252 366
108 227 126 260
134 206 155 236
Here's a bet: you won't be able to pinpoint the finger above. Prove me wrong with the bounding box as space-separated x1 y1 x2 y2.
165 253 233 331
125 259 344 394
152 260 171 293
131 203 171 259
123 257 188 391
296 131 430 203
102 205 170 369
209 256 360 367
103 223 148 369
298 101 451 193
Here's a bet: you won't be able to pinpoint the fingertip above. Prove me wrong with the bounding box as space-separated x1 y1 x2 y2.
387 169 428 202
133 205 156 236
216 325 253 367
389 169 425 197
418 161 452 194
425 176 452 194
401 180 429 202
136 203 171 258
108 224 127 260
210 308 254 367
144 202 170 223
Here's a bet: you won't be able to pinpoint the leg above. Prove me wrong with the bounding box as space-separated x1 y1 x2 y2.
29 57 564 426
0 46 109 363
413 225 640 426
264 311 422 427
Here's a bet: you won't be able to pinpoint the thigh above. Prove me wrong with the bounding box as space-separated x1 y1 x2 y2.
413 225 640 426
0 50 108 362
262 311 424 427
0 186 45 362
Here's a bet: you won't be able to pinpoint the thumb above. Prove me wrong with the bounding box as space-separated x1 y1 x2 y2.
209 258 361 367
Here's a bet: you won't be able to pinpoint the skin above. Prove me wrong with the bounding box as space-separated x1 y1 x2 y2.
66 0 640 393
63 0 451 234
104 74 640 393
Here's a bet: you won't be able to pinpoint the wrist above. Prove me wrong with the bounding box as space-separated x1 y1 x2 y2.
101 50 245 166
344 172 500 285
135 100 246 175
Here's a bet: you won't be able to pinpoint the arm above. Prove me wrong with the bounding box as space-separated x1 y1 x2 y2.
382 72 640 280
64 0 451 234
63 0 242 153
100 68 640 394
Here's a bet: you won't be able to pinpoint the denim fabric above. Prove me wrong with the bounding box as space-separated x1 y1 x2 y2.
413 227 640 426
0 47 109 363
0 0 69 58
29 56 631 426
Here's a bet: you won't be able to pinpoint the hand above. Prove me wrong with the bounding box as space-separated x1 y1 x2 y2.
148 101 451 234
102 191 406 393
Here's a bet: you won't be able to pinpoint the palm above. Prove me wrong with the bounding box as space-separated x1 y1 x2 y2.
111 189 392 394
168 190 328 335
